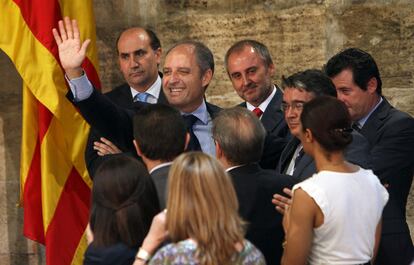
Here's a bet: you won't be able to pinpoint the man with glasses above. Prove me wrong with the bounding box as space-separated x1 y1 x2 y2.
276 69 370 180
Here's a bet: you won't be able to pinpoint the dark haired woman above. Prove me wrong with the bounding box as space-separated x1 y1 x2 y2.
281 96 388 265
84 155 160 265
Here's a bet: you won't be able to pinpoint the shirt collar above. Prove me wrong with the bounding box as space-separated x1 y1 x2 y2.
130 74 162 100
246 85 276 113
181 100 209 125
149 161 173 174
226 164 246 172
357 96 383 127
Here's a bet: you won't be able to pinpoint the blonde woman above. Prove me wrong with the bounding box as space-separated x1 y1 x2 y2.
134 152 265 265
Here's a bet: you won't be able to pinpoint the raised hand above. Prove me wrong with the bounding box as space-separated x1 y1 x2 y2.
52 17 91 79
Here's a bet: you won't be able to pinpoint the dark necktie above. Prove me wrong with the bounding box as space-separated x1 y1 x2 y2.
294 148 304 170
182 114 202 151
352 122 361 133
252 107 263 118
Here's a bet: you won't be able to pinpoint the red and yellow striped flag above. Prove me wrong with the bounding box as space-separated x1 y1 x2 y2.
0 0 101 264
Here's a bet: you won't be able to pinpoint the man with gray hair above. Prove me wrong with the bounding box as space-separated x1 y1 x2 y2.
213 107 294 265
225 39 290 169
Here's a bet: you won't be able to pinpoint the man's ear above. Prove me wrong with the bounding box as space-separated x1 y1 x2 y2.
267 63 275 76
201 69 213 89
183 133 190 151
367 77 378 94
133 139 142 157
215 140 223 159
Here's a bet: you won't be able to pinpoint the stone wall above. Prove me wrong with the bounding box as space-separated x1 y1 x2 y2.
1 0 413 263
95 0 414 115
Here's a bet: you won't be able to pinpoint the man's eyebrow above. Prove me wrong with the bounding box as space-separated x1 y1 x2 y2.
246 66 257 71
120 49 146 55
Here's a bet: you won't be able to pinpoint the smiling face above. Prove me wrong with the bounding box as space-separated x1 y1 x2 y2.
226 46 274 107
282 87 315 137
162 44 212 113
117 28 161 92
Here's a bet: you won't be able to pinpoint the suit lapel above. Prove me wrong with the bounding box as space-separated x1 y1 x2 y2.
360 99 390 144
260 87 285 132
206 102 222 119
239 101 247 108
292 154 314 179
157 87 169 104
278 137 299 173
113 84 135 108
237 86 285 132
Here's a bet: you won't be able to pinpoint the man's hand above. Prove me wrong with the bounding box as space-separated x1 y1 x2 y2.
52 17 90 79
272 188 293 215
94 137 122 156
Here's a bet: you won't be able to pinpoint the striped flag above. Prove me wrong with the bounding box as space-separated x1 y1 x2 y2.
0 0 100 264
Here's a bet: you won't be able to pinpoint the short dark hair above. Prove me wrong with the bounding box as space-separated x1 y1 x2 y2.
116 27 161 53
166 40 215 75
324 48 382 95
133 104 187 161
301 96 352 152
224 39 274 72
282 69 337 97
90 155 160 248
213 107 266 165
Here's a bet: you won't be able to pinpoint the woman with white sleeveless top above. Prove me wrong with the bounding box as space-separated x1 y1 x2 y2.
281 96 388 265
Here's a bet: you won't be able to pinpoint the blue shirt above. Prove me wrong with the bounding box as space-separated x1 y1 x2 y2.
181 101 215 156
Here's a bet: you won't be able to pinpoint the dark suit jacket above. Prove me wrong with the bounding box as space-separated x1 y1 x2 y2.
359 99 414 235
83 243 137 265
239 87 291 169
150 164 171 209
84 83 168 178
73 88 220 172
228 163 295 265
277 130 371 182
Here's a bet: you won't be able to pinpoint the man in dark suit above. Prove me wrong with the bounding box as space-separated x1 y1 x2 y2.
132 104 188 209
276 69 371 181
85 27 168 177
53 19 220 159
224 40 290 169
213 107 294 265
325 48 414 265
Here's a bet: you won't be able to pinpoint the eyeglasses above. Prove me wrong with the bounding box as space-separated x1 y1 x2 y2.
280 102 305 112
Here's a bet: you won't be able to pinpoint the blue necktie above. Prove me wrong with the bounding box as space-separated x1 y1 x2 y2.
134 92 150 103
